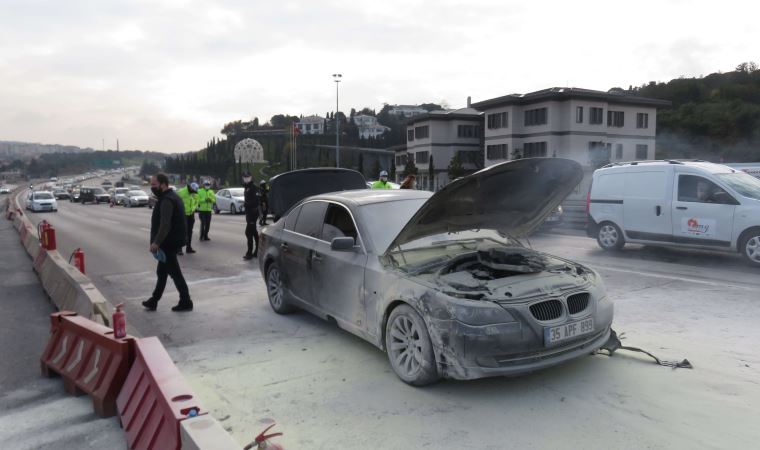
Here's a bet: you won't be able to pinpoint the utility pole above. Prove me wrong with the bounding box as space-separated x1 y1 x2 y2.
333 73 342 167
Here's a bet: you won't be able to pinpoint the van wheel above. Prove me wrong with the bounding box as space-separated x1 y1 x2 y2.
597 222 625 250
740 228 760 267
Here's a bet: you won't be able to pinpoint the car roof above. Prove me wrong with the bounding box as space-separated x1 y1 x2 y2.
308 189 432 207
597 160 737 175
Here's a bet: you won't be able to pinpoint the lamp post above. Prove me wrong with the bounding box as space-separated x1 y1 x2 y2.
332 73 342 168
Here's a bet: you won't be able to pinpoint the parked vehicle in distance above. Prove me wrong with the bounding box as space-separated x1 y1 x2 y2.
52 189 71 200
124 190 149 207
0 186 9 194
214 188 245 214
587 160 760 266
26 191 58 212
102 179 113 187
111 187 130 205
79 187 110 204
259 160 612 385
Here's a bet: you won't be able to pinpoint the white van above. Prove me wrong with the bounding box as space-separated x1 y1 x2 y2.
586 160 760 266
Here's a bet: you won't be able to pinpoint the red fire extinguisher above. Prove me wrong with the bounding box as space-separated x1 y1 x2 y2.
70 248 85 274
112 303 127 339
38 220 57 250
244 423 284 450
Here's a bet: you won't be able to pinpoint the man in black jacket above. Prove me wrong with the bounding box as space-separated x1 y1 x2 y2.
242 172 259 260
142 173 193 312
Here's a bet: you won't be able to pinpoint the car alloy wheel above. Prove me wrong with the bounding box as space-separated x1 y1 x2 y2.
742 234 760 266
597 222 624 250
385 305 439 386
266 264 294 314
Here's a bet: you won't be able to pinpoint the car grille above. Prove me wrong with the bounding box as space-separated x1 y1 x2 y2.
529 299 563 321
567 293 590 315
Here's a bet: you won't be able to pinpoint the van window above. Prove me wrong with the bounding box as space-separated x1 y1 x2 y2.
677 175 734 204
625 171 667 199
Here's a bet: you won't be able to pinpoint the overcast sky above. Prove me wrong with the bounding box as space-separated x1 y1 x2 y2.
1 0 757 153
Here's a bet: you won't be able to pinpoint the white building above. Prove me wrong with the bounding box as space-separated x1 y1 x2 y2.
400 108 483 190
296 115 326 135
389 105 429 118
353 114 390 139
470 87 670 201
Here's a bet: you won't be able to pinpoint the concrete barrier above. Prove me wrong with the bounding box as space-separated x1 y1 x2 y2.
180 415 242 450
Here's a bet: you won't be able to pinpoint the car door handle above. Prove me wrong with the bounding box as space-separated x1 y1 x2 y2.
676 206 688 210
655 206 661 216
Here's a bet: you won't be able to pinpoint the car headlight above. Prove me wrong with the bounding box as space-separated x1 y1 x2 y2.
448 301 516 326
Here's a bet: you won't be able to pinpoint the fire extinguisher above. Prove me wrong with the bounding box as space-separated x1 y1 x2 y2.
244 423 284 450
69 248 85 274
112 303 127 339
38 220 56 250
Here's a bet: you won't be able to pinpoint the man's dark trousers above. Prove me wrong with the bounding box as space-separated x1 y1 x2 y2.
185 214 195 250
151 244 191 305
199 211 212 240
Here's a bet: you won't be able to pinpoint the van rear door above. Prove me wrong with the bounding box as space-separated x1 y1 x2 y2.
622 169 673 241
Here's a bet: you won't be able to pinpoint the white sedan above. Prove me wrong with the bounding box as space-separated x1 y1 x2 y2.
124 190 150 207
214 188 245 214
27 191 58 212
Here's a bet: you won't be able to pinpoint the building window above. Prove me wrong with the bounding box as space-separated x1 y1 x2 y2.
414 125 429 139
636 113 649 129
396 155 407 166
524 108 548 126
615 144 623 159
607 110 625 127
590 107 604 125
576 106 584 123
407 129 414 141
305 124 312 131
313 124 320 130
457 125 480 138
487 112 508 129
523 141 547 158
457 151 479 164
636 144 648 160
486 144 508 160
415 151 429 164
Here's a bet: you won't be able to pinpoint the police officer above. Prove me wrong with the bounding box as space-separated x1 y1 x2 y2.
197 181 216 241
242 172 259 260
176 182 199 254
371 170 393 189
258 180 269 226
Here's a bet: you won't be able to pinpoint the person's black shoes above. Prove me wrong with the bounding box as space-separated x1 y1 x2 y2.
142 298 158 311
186 247 196 254
171 302 193 312
243 253 254 260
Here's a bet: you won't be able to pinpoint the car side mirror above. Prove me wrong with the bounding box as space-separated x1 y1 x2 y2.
330 236 356 251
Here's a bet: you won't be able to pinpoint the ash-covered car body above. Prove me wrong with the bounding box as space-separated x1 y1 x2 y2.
259 159 613 385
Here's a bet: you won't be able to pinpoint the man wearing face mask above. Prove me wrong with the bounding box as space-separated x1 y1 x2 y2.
176 182 199 255
371 170 393 189
143 173 193 312
242 172 260 260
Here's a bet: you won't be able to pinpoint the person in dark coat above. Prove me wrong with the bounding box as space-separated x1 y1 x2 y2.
142 173 193 312
258 180 269 226
242 172 260 260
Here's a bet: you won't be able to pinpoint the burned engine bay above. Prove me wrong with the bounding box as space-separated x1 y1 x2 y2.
415 244 595 301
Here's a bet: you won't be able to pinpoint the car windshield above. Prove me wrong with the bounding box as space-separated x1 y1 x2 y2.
229 188 244 196
116 188 129 193
128 190 145 196
358 198 428 253
92 188 106 194
34 193 54 199
716 172 760 200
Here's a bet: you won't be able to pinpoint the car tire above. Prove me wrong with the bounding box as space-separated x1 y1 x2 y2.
739 228 760 267
385 304 440 386
213 205 219 215
230 204 236 215
597 221 625 251
266 263 295 314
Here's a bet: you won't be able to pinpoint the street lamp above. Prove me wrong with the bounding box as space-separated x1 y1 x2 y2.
333 73 342 168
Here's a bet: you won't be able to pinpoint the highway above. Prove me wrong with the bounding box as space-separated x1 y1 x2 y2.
16 183 760 449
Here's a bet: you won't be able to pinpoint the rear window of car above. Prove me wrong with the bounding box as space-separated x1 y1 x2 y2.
293 201 327 238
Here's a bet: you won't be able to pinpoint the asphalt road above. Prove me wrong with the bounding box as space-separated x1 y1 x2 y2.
15 185 760 449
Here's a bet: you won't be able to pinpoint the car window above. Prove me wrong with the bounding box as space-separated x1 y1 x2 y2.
677 175 735 204
716 172 760 200
293 201 327 238
321 203 358 243
284 205 301 231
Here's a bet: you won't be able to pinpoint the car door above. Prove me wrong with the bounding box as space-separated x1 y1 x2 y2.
671 173 737 247
216 190 229 210
310 203 369 332
622 169 673 241
281 201 327 305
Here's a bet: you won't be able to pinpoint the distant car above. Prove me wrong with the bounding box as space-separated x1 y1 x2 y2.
102 180 113 186
124 190 149 207
26 191 58 212
70 188 81 202
260 160 612 385
111 187 130 205
541 205 564 229
0 186 9 194
214 188 245 214
53 189 71 200
79 187 110 204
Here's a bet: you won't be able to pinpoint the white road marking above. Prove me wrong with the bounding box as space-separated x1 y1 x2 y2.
599 266 754 290
99 218 120 225
140 227 151 232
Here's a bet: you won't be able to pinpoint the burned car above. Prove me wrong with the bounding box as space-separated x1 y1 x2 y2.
259 160 613 385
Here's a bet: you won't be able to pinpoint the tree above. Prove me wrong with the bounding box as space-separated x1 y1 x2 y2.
403 156 418 178
448 155 465 181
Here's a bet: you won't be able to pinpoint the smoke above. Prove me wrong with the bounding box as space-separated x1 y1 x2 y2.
655 131 760 163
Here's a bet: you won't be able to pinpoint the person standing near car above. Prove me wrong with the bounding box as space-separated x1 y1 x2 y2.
371 170 393 189
197 180 216 241
258 180 269 226
176 182 199 255
143 173 193 312
242 172 260 260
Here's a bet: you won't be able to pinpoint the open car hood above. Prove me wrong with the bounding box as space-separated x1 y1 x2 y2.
386 158 583 252
268 168 367 220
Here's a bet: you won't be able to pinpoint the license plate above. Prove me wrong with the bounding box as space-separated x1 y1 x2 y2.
544 318 594 346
